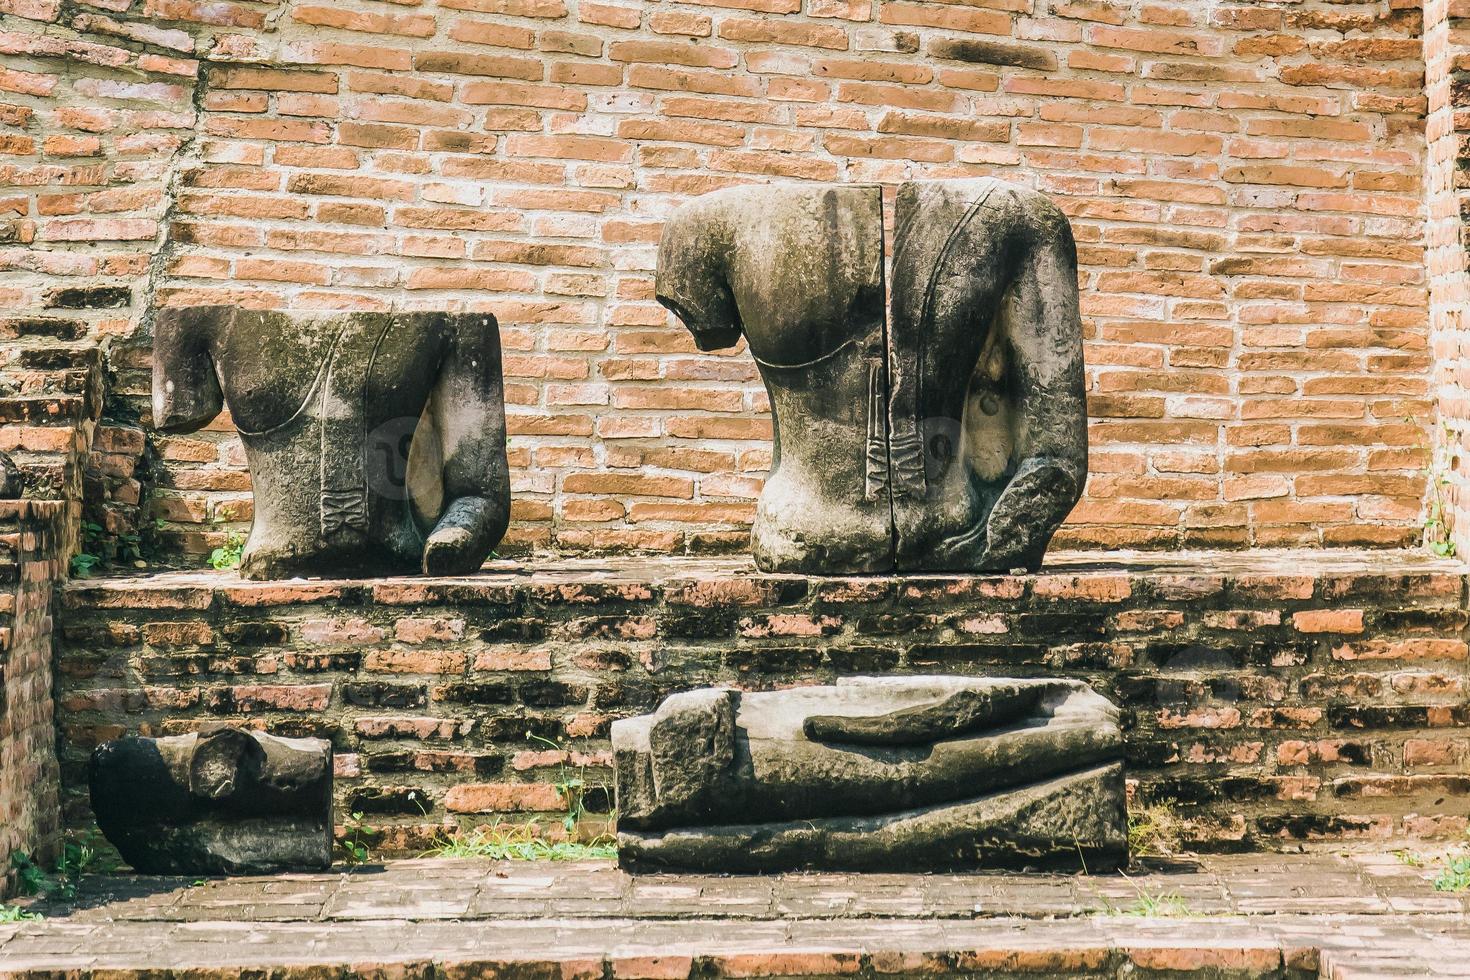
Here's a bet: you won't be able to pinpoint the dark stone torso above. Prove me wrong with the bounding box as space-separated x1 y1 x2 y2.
718 185 892 572
655 178 1087 574
153 308 510 579
219 313 452 575
888 179 1024 569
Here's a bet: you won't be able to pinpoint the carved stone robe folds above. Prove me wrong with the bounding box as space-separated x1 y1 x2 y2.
613 676 1127 873
152 307 511 580
656 179 1088 574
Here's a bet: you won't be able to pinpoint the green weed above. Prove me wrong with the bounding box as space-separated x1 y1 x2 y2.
1434 855 1470 892
69 552 102 577
10 829 119 902
337 811 378 866
1096 870 1195 918
70 519 148 578
1420 419 1458 558
426 821 616 861
1128 799 1185 858
208 531 246 571
0 905 38 923
1121 891 1192 917
525 732 611 834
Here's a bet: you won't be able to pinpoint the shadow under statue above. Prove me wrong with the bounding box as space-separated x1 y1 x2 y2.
656 178 1087 574
152 308 510 580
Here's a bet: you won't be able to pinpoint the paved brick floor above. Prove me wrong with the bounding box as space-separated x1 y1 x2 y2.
2 853 1470 977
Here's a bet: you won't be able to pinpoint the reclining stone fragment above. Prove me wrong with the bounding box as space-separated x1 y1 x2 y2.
90 727 333 875
613 676 1127 873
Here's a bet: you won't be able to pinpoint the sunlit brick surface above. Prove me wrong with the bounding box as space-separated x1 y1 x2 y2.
0 0 1435 558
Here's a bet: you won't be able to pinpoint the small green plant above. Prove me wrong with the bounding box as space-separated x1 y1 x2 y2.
0 904 38 923
1122 891 1191 917
1128 799 1185 858
9 830 118 902
338 811 377 865
1394 849 1425 867
1434 855 1470 892
208 531 246 571
1426 486 1457 558
1421 420 1459 558
55 831 117 882
69 518 149 578
525 733 610 834
69 551 102 578
426 821 616 861
7 853 47 897
114 530 144 567
1096 871 1193 918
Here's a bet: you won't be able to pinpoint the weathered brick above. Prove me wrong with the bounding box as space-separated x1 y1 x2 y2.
13 0 1470 864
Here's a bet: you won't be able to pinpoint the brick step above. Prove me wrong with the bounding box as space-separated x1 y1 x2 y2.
1 856 1466 977
55 549 1470 852
0 920 1350 978
0 394 87 424
0 344 103 395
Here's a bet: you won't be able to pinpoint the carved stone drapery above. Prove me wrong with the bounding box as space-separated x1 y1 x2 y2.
614 676 1127 873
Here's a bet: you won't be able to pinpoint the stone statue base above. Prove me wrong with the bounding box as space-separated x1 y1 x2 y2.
90 727 333 875
613 677 1127 874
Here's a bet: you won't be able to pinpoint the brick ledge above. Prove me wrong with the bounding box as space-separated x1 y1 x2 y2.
60 547 1470 603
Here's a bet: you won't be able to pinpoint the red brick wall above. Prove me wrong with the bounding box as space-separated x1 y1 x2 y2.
55 552 1470 852
0 0 1434 561
0 502 65 892
1427 0 1470 559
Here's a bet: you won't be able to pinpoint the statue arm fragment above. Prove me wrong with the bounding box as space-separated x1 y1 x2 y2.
978 213 1088 571
803 686 1043 745
152 307 224 433
655 200 744 351
422 314 511 575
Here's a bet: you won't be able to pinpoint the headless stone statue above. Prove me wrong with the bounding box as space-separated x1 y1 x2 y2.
90 727 333 875
656 179 1087 574
613 676 1127 873
153 308 510 580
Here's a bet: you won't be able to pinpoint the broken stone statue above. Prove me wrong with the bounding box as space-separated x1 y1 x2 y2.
613 676 1126 873
153 308 510 579
656 179 1087 574
90 727 333 875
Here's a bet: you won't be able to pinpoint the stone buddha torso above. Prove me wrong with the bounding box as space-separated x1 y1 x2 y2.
655 178 1087 574
658 185 892 572
153 308 511 580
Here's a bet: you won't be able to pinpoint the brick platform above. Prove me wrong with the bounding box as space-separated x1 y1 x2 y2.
1 854 1468 977
57 549 1470 851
